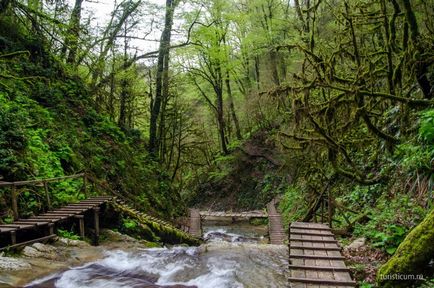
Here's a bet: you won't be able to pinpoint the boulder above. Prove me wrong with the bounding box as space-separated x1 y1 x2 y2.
345 237 366 251
101 229 138 243
22 244 57 260
32 243 57 254
57 237 90 247
22 246 44 258
0 256 31 270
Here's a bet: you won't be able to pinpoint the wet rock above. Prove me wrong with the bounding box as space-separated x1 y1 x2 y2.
22 243 58 260
101 229 138 243
56 237 90 247
0 256 31 270
345 237 366 251
22 246 44 258
32 243 57 254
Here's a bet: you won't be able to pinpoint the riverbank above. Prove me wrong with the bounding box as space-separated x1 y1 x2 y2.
0 229 155 287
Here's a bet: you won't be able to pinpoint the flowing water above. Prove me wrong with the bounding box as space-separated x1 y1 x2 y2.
26 220 289 288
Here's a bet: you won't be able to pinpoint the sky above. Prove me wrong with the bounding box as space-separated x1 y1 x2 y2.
79 0 175 55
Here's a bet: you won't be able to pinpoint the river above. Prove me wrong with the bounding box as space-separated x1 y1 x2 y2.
26 220 289 288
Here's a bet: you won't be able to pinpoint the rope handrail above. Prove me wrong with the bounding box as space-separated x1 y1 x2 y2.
0 173 85 187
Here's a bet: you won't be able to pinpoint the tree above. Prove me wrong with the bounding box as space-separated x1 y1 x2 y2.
149 0 179 157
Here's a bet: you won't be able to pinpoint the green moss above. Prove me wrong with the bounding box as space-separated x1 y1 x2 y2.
376 208 434 287
110 201 201 246
249 217 268 226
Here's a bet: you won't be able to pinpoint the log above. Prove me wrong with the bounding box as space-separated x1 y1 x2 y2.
376 208 434 287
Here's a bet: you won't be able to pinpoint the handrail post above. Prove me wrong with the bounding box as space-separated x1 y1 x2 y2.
43 181 52 210
11 184 18 220
83 174 88 198
328 190 333 228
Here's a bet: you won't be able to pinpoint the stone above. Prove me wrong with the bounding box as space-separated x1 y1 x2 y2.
57 237 90 247
22 246 44 258
32 243 57 254
0 256 31 270
345 237 366 251
101 229 138 243
22 245 57 260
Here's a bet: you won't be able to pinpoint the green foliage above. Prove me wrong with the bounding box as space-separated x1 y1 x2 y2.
369 224 407 255
395 109 434 173
207 154 234 182
0 23 180 221
57 229 80 240
351 195 425 253
359 282 374 288
279 185 306 224
122 218 138 230
419 109 434 143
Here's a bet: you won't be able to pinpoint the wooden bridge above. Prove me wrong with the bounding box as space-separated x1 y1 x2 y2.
188 204 356 286
188 200 287 245
288 222 356 287
0 174 200 250
199 210 268 218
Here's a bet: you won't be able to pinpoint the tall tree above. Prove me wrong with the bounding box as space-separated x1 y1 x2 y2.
149 0 178 156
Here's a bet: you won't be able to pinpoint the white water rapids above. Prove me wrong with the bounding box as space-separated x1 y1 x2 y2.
26 222 289 288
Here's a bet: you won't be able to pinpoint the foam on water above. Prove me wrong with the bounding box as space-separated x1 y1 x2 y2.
26 229 288 288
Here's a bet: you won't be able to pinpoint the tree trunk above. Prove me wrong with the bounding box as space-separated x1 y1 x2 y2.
118 23 129 129
149 0 176 156
376 208 434 287
216 85 228 155
225 71 242 140
66 0 83 65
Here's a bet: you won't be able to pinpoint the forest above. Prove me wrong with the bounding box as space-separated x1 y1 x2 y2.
0 0 433 287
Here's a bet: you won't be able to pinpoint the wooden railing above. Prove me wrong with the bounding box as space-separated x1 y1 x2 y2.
0 173 87 220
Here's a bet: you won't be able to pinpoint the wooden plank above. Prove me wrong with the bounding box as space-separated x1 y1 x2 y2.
288 222 356 288
56 208 87 212
288 265 350 272
11 185 19 220
0 173 85 187
290 230 335 237
0 227 17 233
290 238 338 243
66 204 97 207
0 235 57 251
18 218 56 223
41 212 75 217
189 209 201 237
289 245 341 251
289 254 345 260
287 277 356 286
31 215 67 220
0 224 35 229
11 221 49 226
290 225 331 231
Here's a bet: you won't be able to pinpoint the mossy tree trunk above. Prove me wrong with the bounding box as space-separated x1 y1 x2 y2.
376 208 434 287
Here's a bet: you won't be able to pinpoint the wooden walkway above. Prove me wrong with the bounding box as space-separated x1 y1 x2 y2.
199 210 268 218
0 196 112 250
266 201 287 245
288 222 356 287
189 208 202 237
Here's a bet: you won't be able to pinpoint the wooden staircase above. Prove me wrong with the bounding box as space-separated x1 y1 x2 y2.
288 222 356 287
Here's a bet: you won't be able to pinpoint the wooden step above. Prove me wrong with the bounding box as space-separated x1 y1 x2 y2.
0 224 35 229
290 238 338 243
12 221 49 226
290 225 331 231
288 265 350 272
289 254 345 260
288 277 356 286
0 227 17 233
290 230 335 237
290 245 341 251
